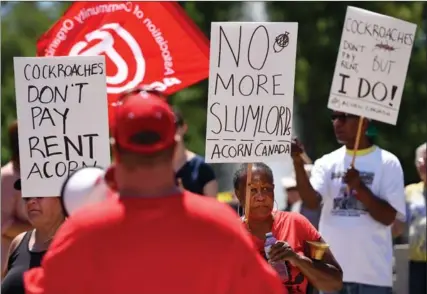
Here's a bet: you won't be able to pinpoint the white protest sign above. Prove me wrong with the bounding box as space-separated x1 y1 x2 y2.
328 6 417 125
205 22 298 163
14 56 111 197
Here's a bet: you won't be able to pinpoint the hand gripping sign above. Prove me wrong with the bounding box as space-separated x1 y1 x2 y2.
37 1 210 127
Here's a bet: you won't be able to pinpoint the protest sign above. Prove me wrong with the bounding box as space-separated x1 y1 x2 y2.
13 56 111 197
205 22 298 163
328 6 417 125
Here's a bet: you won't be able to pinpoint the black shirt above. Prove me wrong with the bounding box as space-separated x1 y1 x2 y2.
1 231 46 294
175 155 216 195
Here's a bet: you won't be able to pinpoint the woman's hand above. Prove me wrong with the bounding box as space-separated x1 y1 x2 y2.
268 241 298 263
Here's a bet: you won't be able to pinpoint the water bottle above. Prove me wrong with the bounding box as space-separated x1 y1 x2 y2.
264 232 289 280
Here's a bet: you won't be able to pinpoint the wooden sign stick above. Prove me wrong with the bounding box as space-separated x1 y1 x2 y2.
351 117 365 167
347 116 364 193
244 163 253 223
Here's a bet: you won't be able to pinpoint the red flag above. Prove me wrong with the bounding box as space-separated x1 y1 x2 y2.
37 2 209 126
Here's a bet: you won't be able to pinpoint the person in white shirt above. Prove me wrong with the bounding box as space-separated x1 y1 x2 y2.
291 111 406 294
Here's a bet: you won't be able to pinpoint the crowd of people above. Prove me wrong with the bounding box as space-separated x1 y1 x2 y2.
0 88 426 294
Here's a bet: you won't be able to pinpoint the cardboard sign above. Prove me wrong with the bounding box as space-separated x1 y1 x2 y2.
13 56 111 197
328 6 417 125
205 22 298 163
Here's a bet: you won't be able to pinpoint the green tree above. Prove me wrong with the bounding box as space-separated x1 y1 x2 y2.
1 1 62 162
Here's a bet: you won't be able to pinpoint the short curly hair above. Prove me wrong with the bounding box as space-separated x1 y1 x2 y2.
416 142 426 165
232 162 274 190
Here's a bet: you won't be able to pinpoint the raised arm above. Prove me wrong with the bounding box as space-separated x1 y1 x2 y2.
293 156 323 209
291 140 328 210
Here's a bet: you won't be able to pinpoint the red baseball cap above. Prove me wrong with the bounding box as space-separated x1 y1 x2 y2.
113 90 176 154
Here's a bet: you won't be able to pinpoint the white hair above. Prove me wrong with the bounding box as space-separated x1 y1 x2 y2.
415 142 426 164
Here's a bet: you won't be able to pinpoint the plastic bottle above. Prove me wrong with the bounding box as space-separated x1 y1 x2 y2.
264 232 289 280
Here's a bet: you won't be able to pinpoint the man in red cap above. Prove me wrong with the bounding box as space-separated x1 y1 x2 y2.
24 88 283 294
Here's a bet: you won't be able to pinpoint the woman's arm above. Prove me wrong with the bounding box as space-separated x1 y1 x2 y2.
2 232 26 278
292 238 343 292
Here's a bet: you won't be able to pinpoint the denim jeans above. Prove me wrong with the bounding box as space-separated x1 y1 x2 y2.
320 282 393 294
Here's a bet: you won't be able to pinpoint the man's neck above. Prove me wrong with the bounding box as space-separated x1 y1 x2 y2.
345 136 373 150
119 168 180 198
119 184 180 198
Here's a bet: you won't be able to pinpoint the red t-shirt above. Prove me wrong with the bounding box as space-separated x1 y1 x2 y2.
248 211 322 294
24 191 284 294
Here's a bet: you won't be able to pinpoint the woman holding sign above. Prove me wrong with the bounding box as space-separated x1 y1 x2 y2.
1 180 65 294
233 163 343 294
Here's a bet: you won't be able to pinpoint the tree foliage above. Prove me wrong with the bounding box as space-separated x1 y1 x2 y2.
1 1 426 187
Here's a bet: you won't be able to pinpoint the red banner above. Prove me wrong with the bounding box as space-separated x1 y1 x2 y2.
37 1 210 125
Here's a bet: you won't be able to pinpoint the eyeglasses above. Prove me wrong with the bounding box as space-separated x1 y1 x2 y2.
330 113 359 123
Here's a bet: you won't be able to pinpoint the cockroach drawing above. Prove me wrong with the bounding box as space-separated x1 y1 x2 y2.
372 41 398 52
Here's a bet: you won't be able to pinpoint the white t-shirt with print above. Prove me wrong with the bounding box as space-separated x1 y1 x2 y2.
311 145 406 287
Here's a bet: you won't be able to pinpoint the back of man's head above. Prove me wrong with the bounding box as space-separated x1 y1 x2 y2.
8 120 20 168
111 88 177 171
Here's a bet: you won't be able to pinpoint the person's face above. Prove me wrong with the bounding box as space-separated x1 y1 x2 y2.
416 149 426 183
331 111 363 145
235 168 274 220
24 197 63 227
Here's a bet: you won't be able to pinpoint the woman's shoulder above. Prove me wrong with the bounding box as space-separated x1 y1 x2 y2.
9 231 29 257
274 211 321 243
1 162 18 183
186 152 215 173
186 151 205 164
275 210 303 220
275 211 317 229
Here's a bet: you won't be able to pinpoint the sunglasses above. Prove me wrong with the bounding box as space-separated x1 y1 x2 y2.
330 113 359 123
